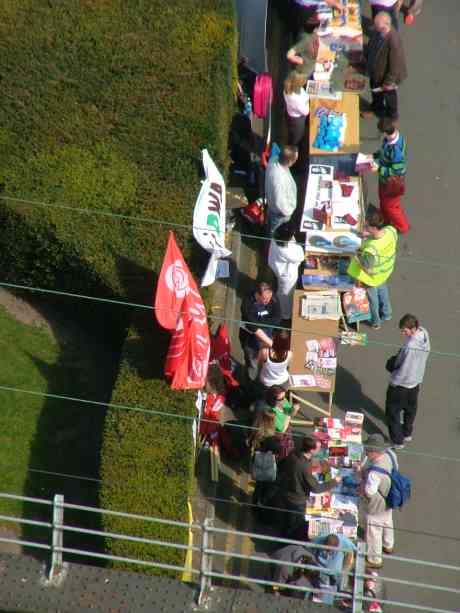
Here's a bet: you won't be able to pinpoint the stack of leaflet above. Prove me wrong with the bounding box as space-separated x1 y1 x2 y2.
306 413 364 540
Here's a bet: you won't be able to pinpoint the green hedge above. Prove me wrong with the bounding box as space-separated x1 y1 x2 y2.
0 0 237 571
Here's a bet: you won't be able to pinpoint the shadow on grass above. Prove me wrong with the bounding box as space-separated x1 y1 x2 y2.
18 297 124 568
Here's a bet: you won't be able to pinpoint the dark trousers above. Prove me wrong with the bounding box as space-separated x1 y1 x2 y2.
283 499 309 540
385 384 420 445
371 5 400 30
287 114 308 147
370 79 399 120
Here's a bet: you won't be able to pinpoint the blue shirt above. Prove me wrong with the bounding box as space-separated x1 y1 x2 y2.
312 534 356 582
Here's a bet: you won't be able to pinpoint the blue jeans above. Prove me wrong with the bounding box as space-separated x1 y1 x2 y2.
367 284 392 326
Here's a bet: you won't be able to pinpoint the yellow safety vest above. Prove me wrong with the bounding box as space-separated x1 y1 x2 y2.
347 226 398 287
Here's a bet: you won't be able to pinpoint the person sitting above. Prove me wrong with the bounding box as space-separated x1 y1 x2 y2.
268 223 305 320
239 281 281 383
271 542 315 598
310 533 356 603
265 146 298 235
258 330 293 391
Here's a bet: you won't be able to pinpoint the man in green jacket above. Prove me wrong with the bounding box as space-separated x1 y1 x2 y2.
348 208 398 330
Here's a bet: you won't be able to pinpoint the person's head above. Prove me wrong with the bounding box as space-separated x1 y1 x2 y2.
266 385 287 408
255 281 273 305
325 534 339 548
284 71 308 96
299 435 321 458
399 313 419 337
364 433 387 461
378 118 397 137
274 222 296 246
364 206 386 237
374 11 392 35
271 330 291 360
279 145 299 168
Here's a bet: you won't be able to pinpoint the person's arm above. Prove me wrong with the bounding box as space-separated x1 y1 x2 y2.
254 328 273 347
281 415 291 433
287 46 304 66
355 245 377 275
258 347 269 364
305 470 341 494
364 470 382 498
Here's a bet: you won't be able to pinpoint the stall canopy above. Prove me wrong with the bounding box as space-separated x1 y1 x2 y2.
235 0 268 74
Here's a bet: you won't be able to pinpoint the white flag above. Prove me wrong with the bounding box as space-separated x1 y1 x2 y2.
193 149 231 286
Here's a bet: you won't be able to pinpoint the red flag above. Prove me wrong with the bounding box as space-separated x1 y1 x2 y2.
156 231 210 389
155 232 192 330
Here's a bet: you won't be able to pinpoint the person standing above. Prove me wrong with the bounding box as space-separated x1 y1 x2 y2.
368 0 402 30
239 281 281 381
268 223 305 319
283 72 310 147
365 12 407 121
278 435 341 539
265 146 298 234
347 208 398 330
385 314 430 448
259 330 293 391
361 434 398 568
373 118 410 234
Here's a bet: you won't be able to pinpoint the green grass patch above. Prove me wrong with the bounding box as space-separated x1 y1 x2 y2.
0 0 237 571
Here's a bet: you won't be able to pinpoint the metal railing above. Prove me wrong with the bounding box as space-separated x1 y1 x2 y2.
0 491 459 612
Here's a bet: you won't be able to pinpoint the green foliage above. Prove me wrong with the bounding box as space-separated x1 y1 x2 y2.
0 0 236 572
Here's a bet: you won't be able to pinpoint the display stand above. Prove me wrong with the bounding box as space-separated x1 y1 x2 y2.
288 290 339 417
309 93 360 156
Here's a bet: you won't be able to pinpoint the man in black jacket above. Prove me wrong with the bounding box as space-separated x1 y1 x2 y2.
239 281 281 381
278 436 341 538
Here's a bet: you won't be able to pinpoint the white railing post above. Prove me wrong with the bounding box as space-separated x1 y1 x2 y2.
197 517 212 607
352 540 366 613
48 494 65 583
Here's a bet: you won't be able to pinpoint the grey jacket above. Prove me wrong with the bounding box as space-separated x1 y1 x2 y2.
390 327 430 389
363 451 398 515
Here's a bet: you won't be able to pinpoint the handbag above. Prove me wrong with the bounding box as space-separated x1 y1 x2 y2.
385 352 400 373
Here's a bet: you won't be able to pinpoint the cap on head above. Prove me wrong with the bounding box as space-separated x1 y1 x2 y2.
365 433 387 453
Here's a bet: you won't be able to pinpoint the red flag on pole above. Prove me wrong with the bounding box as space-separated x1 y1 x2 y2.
155 231 210 389
154 232 192 330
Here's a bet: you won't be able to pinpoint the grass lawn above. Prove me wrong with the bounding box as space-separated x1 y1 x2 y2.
0 302 116 554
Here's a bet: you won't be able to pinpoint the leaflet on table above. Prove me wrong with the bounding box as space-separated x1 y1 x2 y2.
305 229 361 254
356 152 376 173
289 374 332 390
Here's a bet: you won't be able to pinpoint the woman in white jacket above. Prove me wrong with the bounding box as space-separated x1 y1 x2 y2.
268 223 305 320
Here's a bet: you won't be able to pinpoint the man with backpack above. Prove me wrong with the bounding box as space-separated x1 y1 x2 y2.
361 433 409 568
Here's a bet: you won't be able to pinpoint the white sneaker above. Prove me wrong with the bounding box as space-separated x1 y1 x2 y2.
403 436 412 442
393 444 405 450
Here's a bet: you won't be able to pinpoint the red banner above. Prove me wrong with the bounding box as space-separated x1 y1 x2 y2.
155 231 210 389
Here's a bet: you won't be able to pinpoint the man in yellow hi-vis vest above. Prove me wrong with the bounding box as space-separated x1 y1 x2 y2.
348 208 398 330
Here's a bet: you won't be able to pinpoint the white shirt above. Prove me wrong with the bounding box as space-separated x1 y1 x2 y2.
284 88 310 119
368 0 398 7
265 159 297 217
